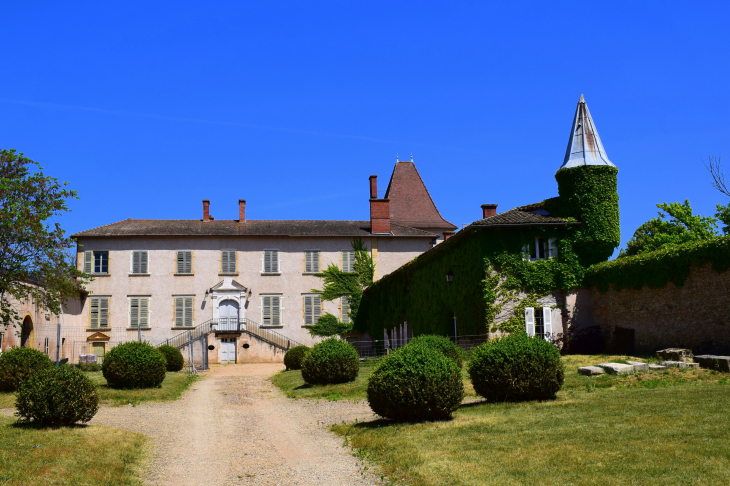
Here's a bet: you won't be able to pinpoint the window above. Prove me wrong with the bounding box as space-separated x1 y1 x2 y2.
304 250 320 273
524 307 552 340
341 296 351 323
89 297 110 329
84 251 109 274
342 250 355 272
176 251 193 274
174 297 194 327
262 295 281 326
263 250 279 273
522 237 557 261
129 297 150 328
44 337 49 355
303 295 322 325
221 250 237 273
131 251 149 274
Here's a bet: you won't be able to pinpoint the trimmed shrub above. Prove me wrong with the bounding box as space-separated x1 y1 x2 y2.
301 338 359 384
367 343 464 421
468 333 564 402
158 345 185 372
0 347 54 392
406 335 463 368
102 342 167 389
284 345 310 371
16 366 99 426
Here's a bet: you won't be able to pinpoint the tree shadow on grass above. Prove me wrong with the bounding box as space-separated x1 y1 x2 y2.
11 420 90 430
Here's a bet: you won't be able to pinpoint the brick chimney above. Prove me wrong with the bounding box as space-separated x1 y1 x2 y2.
481 204 498 219
239 199 246 223
203 199 211 222
369 176 391 234
443 231 454 240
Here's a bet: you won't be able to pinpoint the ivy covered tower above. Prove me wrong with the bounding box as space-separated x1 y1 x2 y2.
553 95 620 265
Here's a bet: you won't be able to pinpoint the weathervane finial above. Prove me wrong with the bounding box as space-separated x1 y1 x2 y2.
396 153 399 162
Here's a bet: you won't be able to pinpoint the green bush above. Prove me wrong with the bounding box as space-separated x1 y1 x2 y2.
301 338 359 384
158 345 185 372
468 333 564 402
307 313 353 337
16 366 99 426
284 345 310 371
406 335 463 368
102 342 167 389
367 342 464 421
0 347 54 392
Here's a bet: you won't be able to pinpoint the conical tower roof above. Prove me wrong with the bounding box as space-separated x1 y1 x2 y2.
560 95 615 170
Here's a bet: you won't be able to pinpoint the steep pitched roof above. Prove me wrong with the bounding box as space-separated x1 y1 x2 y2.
470 202 579 227
384 161 457 230
72 219 437 238
560 94 615 170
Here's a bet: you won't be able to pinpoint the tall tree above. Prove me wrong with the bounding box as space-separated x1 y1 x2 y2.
619 200 719 257
0 149 89 327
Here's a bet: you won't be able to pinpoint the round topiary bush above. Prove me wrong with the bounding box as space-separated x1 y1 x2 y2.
16 366 99 426
284 345 310 371
0 346 54 392
468 333 564 402
301 338 359 384
367 342 464 421
406 335 463 368
158 345 185 372
102 342 167 389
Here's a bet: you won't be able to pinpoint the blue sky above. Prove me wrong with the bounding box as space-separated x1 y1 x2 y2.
2 1 729 256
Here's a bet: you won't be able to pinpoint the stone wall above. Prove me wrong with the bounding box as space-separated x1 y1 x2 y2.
588 263 730 354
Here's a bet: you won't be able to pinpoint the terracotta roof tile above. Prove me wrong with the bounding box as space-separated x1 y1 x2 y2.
384 161 457 230
470 206 577 227
72 219 437 238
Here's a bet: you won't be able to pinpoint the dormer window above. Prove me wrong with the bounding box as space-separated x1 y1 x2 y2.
522 237 557 261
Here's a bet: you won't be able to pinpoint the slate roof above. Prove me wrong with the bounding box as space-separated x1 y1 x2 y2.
470 203 579 227
384 161 457 230
72 219 437 238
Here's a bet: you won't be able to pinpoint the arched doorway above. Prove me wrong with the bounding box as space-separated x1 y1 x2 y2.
218 300 240 331
20 316 34 348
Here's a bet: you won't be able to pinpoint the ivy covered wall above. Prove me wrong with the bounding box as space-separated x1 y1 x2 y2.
355 165 621 338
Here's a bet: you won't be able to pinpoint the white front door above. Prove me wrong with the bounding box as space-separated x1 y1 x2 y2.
220 338 236 364
218 300 240 331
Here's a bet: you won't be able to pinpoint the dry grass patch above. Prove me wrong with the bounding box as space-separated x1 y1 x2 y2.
0 392 14 409
0 415 146 485
335 384 730 485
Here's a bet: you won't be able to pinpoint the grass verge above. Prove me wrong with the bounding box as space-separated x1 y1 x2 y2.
270 361 377 400
0 415 146 485
334 383 730 485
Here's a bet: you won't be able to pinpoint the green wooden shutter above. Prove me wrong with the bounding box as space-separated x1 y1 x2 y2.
174 297 184 327
90 298 99 328
341 296 350 323
140 251 148 273
184 297 193 327
140 298 149 328
304 296 312 325
84 251 92 274
130 298 139 328
221 251 228 273
312 251 319 272
177 251 192 273
313 295 321 323
99 298 109 327
305 251 312 273
132 252 140 274
264 251 271 273
272 296 280 325
263 296 271 325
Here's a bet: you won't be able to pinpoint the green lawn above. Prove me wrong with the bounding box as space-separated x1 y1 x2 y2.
0 416 146 485
271 360 377 400
0 371 198 409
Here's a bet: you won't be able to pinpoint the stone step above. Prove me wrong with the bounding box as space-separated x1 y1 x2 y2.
648 364 667 371
596 362 635 375
694 355 730 372
662 361 699 369
627 361 649 372
578 366 606 376
656 348 694 362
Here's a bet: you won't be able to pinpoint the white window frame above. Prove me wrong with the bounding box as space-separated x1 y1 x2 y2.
262 249 280 274
129 250 149 274
89 296 111 329
84 250 110 275
341 250 355 272
221 249 237 274
260 294 283 326
302 294 322 326
176 250 193 274
304 250 320 274
128 296 151 329
524 306 553 341
173 296 194 328
523 237 558 262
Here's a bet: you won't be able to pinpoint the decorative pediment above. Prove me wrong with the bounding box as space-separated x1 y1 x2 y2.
211 278 248 292
87 332 110 342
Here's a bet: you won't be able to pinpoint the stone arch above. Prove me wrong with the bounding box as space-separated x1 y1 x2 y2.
20 315 34 348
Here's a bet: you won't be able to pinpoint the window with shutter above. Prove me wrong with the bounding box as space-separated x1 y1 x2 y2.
342 250 355 272
131 251 149 274
221 250 236 273
90 298 99 328
129 298 150 328
263 250 279 273
262 295 281 325
89 297 110 329
524 307 535 337
547 238 558 259
304 251 320 273
304 296 313 325
303 295 321 325
542 307 552 340
84 251 92 274
272 296 280 325
341 296 351 323
130 298 139 328
174 297 193 327
177 251 192 274
534 307 545 338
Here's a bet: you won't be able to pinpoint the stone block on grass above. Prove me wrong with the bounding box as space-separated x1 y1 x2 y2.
648 364 667 371
627 361 649 372
694 355 730 372
578 366 605 376
656 348 693 362
662 361 699 369
596 362 635 375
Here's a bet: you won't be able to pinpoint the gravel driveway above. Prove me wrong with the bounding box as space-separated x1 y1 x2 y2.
91 364 383 486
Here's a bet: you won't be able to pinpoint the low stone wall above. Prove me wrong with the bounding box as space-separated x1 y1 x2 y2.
590 263 730 354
